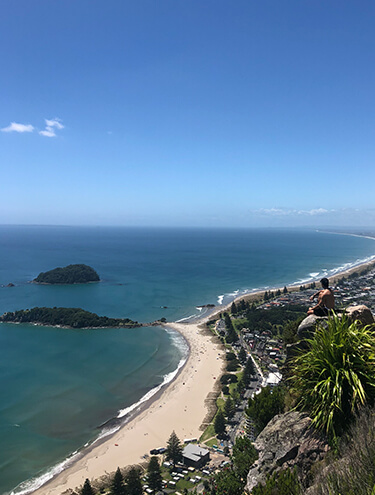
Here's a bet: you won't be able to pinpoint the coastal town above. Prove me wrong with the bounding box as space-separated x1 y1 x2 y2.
75 261 375 495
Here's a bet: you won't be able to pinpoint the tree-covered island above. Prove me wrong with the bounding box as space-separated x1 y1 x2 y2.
0 307 140 329
33 264 100 284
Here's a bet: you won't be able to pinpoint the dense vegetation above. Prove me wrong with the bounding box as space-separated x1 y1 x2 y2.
207 436 257 495
231 301 306 342
34 264 100 284
246 385 285 433
252 468 301 495
290 314 375 442
0 307 139 328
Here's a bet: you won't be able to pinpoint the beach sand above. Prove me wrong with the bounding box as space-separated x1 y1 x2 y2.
33 321 225 495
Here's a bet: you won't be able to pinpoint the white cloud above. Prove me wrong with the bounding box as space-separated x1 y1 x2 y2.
255 207 332 217
298 208 330 216
39 129 57 137
45 118 64 130
1 122 34 133
39 118 64 138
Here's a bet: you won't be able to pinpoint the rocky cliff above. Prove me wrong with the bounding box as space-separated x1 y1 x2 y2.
246 411 328 492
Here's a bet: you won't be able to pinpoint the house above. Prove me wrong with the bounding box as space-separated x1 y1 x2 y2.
182 444 210 469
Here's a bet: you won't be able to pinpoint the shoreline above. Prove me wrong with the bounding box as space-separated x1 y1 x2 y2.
31 320 225 495
20 241 375 494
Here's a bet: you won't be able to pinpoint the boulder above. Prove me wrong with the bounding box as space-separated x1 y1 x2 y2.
345 305 374 326
246 411 328 492
285 316 328 361
297 315 326 340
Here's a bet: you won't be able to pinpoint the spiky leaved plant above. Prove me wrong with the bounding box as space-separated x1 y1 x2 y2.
290 313 375 442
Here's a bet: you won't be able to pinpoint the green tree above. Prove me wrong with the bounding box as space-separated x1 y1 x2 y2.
147 456 162 494
290 314 375 442
231 302 238 315
283 286 288 294
282 317 304 345
214 410 226 437
165 430 183 468
232 389 240 405
231 436 258 480
238 299 247 312
110 467 126 495
220 373 238 385
252 467 301 495
236 378 245 396
222 385 230 395
81 479 95 495
238 347 247 364
226 359 239 372
224 313 238 344
224 396 235 420
211 468 244 495
126 467 143 495
246 385 285 433
226 352 237 361
242 357 255 387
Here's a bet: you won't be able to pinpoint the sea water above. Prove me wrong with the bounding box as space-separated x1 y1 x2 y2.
1 226 375 494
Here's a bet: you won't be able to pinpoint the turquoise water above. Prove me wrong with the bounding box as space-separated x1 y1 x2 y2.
1 226 375 494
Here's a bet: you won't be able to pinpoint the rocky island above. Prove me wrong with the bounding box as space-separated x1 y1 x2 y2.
0 307 139 328
33 264 100 284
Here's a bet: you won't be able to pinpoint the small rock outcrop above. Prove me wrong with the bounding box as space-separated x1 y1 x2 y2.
297 315 327 340
286 305 374 361
346 304 375 326
246 411 328 492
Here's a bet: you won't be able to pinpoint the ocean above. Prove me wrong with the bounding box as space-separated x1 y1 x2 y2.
1 225 375 495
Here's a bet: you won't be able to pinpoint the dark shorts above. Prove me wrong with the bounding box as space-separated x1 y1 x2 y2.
313 307 333 317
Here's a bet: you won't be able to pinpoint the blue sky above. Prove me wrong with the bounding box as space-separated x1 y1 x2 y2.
1 1 375 227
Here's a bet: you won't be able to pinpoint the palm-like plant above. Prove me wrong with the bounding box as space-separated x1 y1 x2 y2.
290 313 375 441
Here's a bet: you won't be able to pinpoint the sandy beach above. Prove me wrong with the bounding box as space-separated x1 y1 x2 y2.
33 320 225 495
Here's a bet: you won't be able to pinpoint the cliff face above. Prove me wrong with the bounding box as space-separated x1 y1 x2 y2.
246 411 328 492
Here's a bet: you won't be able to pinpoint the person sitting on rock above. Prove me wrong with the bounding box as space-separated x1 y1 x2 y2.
307 277 335 316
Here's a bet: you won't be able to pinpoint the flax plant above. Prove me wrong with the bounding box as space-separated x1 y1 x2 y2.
290 313 375 442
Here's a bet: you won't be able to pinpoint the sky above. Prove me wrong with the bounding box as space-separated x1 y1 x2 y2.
1 0 375 228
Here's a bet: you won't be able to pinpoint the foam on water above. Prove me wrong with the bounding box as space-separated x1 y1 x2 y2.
9 452 81 495
217 295 224 305
9 327 189 495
